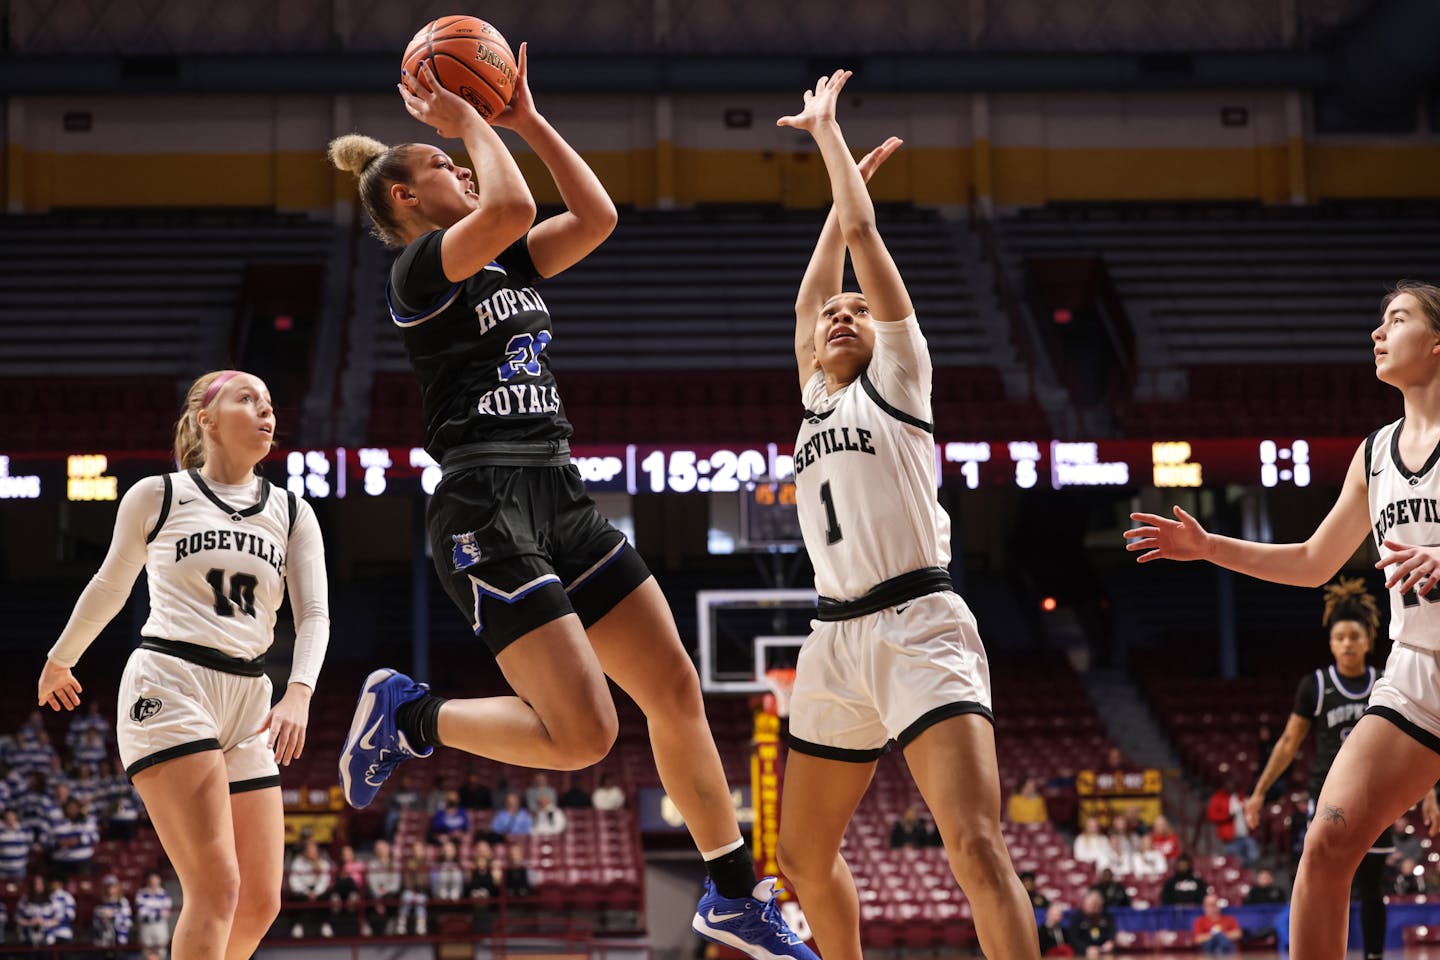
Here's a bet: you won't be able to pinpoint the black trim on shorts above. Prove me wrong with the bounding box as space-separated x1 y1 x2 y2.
230 775 282 794
859 372 933 433
187 468 271 520
125 738 222 779
140 637 266 677
1367 704 1440 756
817 567 953 621
896 701 996 750
787 733 890 763
146 474 173 544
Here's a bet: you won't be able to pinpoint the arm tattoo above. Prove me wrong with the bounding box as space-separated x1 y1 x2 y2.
1321 803 1347 827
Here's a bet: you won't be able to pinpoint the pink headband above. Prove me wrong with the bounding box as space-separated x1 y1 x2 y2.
201 370 242 408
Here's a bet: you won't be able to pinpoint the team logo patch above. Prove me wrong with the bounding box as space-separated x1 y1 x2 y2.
129 696 162 723
451 531 482 570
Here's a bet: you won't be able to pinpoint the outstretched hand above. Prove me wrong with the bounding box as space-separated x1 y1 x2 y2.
38 659 82 712
489 42 537 131
1124 505 1212 563
857 137 903 182
399 58 482 139
777 69 852 133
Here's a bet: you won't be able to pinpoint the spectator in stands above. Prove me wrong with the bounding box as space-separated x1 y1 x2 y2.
458 771 493 811
1066 891 1115 958
1149 815 1180 860
525 773 557 813
1160 853 1207 906
1019 870 1050 909
491 791 532 839
288 839 335 937
532 795 567 837
364 839 402 935
1392 857 1428 895
1244 868 1287 905
1121 805 1149 837
329 845 366 937
69 766 100 808
48 797 99 875
1007 778 1049 824
134 872 173 953
1390 815 1424 868
468 841 504 933
1090 867 1130 908
889 806 934 849
67 701 110 750
429 790 470 842
47 876 76 946
1207 781 1247 865
430 840 465 902
1129 834 1168 878
426 775 455 816
106 793 140 841
1191 893 1241 955
591 772 625 811
16 874 55 946
93 876 134 949
1109 816 1139 855
0 808 35 878
1073 817 1109 867
1038 903 1073 957
503 844 533 898
385 772 426 840
558 774 591 809
73 729 108 770
399 840 430 936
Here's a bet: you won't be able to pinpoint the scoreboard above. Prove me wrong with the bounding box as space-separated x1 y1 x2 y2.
0 436 1360 503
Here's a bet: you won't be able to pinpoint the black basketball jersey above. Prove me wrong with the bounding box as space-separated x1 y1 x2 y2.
1292 665 1377 797
388 229 571 459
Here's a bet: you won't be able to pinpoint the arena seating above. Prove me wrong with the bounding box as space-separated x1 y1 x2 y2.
993 203 1440 435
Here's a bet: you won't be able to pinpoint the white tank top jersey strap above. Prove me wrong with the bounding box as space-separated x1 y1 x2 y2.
795 315 952 601
1366 419 1440 652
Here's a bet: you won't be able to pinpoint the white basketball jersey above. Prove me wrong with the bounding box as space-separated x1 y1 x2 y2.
140 470 296 660
795 316 951 600
1367 418 1440 651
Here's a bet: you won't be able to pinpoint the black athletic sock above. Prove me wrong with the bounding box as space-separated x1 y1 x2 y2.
706 844 758 900
1360 896 1386 959
395 694 448 750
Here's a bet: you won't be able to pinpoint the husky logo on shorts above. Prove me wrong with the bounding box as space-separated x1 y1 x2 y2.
129 696 162 723
451 531 482 570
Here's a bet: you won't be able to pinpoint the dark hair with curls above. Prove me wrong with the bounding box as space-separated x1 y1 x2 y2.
1322 576 1381 639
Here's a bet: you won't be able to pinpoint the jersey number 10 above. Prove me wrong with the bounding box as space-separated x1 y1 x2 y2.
206 569 258 619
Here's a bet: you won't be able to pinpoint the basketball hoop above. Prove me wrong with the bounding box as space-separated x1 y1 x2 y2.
764 667 797 719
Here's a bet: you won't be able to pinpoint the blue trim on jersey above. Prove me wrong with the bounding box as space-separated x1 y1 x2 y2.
387 282 463 327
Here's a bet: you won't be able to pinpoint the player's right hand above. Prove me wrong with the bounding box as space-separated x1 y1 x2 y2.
1242 793 1264 832
399 58 481 139
777 68 852 132
38 659 82 712
1124 505 1212 563
857 137 903 183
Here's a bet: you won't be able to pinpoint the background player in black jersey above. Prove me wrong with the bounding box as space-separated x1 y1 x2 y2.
329 51 814 959
1242 579 1396 960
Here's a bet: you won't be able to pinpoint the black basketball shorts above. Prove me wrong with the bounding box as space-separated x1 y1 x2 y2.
427 462 651 655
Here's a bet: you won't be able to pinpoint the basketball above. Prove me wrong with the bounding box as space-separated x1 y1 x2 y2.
402 15 517 121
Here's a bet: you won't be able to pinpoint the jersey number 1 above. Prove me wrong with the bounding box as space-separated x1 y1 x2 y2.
819 481 843 545
1401 582 1440 609
206 569 258 619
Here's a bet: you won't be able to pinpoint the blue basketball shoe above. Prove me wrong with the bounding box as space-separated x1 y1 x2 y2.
338 668 434 808
692 877 819 960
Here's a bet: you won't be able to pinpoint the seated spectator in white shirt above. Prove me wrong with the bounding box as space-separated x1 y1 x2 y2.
532 796 567 837
591 772 625 811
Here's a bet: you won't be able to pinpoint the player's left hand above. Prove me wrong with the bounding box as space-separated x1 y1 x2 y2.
1423 788 1440 837
261 683 312 766
777 69 852 132
489 42 537 131
1377 538 1440 595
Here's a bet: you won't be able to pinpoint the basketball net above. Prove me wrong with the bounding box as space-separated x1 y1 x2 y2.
763 667 797 719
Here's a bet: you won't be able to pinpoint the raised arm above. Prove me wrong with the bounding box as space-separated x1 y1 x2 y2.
42 477 160 709
1124 442 1373 588
400 59 537 282
780 71 913 325
492 44 618 279
794 137 903 389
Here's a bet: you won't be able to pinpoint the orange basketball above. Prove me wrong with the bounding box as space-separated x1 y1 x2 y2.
402 15 516 122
